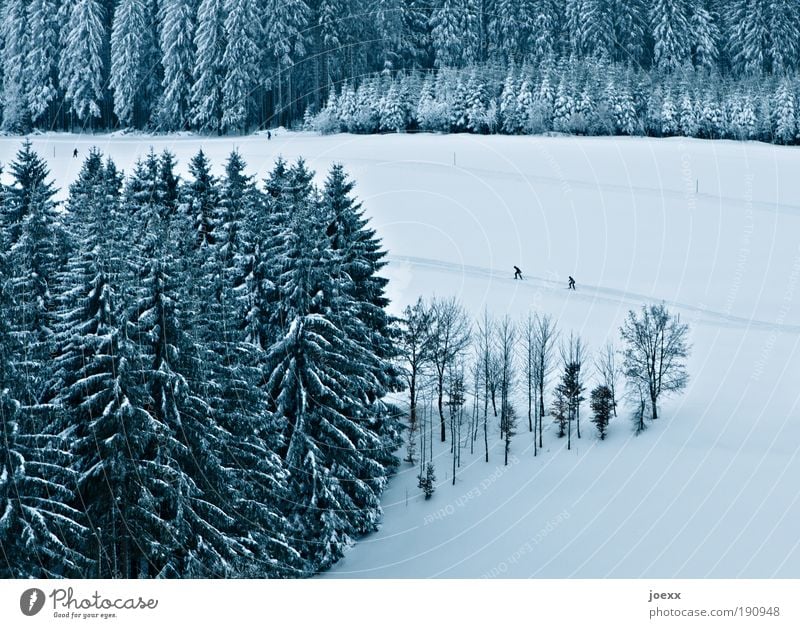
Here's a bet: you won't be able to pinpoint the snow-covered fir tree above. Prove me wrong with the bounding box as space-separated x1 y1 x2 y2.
221 0 261 133
158 0 197 130
59 0 107 124
0 390 90 577
109 0 152 127
2 141 63 408
191 0 226 133
25 0 60 126
650 0 691 71
1 0 29 131
264 159 399 570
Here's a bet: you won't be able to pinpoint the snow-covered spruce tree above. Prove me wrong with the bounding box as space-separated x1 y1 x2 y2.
690 0 719 70
117 194 258 577
499 65 520 133
2 141 63 410
183 149 221 249
380 81 406 132
317 0 350 87
191 0 226 133
590 384 613 440
430 0 465 67
610 0 646 63
265 160 400 571
373 0 402 72
217 150 260 277
492 0 531 62
321 163 402 400
48 152 160 579
110 0 153 127
650 0 692 72
179 153 303 577
25 0 60 127
1 0 29 132
262 0 310 122
158 0 196 131
0 390 90 578
565 0 613 59
59 0 106 124
221 0 261 133
774 78 797 144
765 0 800 74
531 0 562 61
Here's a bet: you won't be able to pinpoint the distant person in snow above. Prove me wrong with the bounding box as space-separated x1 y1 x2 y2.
267 130 272 140
73 148 78 158
514 266 522 280
568 276 576 290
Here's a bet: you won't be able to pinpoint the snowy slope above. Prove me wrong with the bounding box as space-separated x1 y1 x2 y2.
2 132 799 577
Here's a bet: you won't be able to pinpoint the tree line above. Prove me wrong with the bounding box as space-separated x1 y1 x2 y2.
2 0 800 134
0 141 401 578
399 296 691 497
309 60 800 144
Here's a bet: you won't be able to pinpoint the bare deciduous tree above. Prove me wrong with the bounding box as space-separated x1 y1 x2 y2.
446 361 466 484
497 315 516 442
532 313 558 450
429 296 471 442
399 297 432 463
620 303 690 422
594 341 621 417
476 309 495 462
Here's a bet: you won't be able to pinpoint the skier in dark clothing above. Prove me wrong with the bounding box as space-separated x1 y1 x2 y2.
73 148 78 158
514 266 522 280
568 276 576 290
267 130 272 140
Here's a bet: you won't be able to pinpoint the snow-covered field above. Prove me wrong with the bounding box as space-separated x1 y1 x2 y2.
2 131 799 578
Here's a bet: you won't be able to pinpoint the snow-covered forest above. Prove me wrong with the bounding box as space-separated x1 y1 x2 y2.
308 61 800 143
3 0 800 137
0 137 693 578
0 141 403 577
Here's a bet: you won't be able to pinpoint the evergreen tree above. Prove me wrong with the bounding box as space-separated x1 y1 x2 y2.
690 1 719 70
59 0 106 123
775 78 797 144
158 0 197 130
221 0 261 133
262 0 310 123
430 0 465 67
265 160 399 570
110 0 151 127
650 0 691 72
25 0 60 126
0 391 90 577
1 0 29 131
590 384 613 439
191 0 226 133
2 142 62 408
611 0 646 63
183 149 221 248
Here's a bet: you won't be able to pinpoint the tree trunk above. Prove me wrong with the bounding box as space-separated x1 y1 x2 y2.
567 408 572 451
438 376 446 441
538 380 545 449
405 374 417 463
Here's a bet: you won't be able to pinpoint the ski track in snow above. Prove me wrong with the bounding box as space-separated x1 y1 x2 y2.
369 158 800 217
388 254 800 334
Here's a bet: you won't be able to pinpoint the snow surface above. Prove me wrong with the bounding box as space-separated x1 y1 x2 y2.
2 132 799 577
